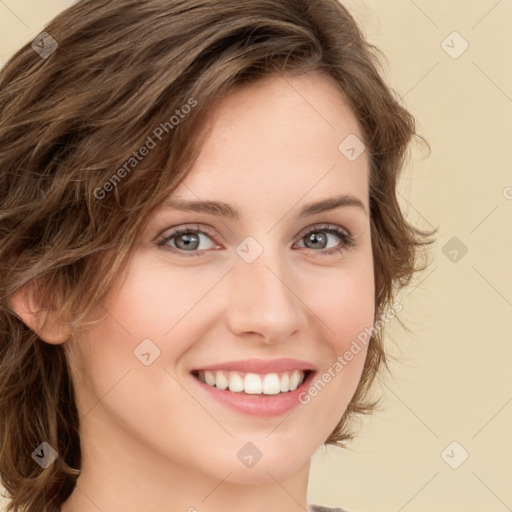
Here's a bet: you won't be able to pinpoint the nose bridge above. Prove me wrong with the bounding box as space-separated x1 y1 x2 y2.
226 241 306 342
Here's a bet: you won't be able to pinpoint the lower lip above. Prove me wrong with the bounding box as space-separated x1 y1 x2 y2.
191 371 315 417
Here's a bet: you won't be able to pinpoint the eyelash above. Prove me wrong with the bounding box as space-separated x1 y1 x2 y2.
156 223 355 258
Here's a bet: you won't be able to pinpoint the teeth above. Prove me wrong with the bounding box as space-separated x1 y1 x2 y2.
262 373 281 395
280 372 290 392
244 373 263 394
196 369 308 395
215 371 228 390
228 372 244 392
289 370 302 391
204 371 216 387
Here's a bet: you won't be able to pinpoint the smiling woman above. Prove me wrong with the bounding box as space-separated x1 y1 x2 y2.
0 1 434 512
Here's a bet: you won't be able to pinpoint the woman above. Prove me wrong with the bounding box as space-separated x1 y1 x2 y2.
0 1 433 511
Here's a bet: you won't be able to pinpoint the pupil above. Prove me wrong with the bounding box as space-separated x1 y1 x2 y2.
178 233 199 250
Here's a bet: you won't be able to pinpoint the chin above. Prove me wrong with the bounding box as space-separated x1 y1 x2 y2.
222 461 306 486
203 441 311 485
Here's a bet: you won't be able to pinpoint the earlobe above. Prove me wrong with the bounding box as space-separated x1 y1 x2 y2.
9 284 71 345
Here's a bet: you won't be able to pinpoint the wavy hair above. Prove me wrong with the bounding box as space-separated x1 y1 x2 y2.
0 0 434 510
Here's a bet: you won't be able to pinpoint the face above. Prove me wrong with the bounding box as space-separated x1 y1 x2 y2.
66 72 374 488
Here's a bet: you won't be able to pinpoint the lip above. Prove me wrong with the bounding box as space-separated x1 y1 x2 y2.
191 357 316 374
190 365 316 418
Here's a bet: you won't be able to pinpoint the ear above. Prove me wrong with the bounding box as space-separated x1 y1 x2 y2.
10 282 71 344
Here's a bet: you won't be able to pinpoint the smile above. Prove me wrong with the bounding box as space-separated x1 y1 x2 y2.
189 358 316 417
192 369 308 395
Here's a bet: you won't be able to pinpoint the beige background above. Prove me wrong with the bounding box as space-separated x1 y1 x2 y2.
1 1 511 511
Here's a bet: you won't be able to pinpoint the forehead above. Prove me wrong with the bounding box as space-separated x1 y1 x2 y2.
169 72 369 217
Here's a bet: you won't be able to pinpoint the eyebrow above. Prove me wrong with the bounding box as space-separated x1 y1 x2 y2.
162 194 367 219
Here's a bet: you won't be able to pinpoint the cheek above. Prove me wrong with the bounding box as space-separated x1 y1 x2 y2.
328 270 375 352
67 257 204 410
95 255 219 360
106 260 210 337
300 252 375 356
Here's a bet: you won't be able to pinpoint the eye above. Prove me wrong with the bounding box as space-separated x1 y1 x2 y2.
156 223 355 257
294 223 354 256
156 224 219 257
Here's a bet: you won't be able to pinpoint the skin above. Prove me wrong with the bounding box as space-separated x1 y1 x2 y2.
13 71 374 512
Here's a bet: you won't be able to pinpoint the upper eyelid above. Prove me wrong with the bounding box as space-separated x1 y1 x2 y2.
296 223 351 238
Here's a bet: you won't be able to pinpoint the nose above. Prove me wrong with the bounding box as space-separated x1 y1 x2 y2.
224 247 308 344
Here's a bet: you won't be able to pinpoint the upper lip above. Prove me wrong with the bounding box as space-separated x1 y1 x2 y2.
191 358 316 374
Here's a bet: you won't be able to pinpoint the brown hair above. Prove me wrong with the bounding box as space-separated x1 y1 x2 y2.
0 0 435 509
